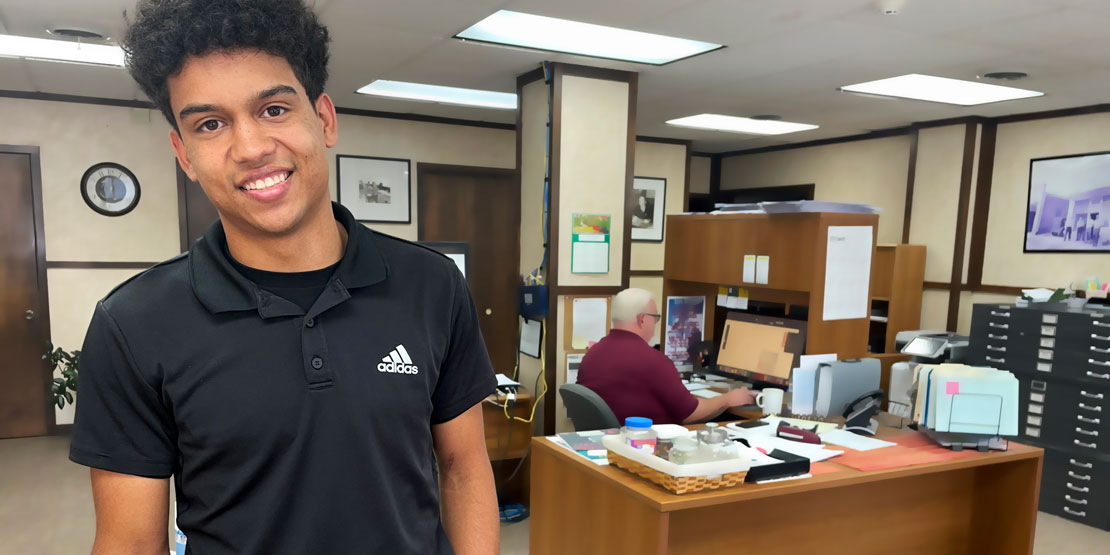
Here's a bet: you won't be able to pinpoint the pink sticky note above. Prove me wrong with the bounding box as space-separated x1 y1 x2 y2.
946 382 960 395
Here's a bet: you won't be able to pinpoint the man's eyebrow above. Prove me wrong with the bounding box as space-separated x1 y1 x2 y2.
256 84 298 101
177 85 298 123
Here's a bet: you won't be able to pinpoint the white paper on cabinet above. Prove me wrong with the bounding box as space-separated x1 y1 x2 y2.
822 226 873 321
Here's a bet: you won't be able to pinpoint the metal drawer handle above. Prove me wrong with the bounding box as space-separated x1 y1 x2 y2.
989 322 1009 329
988 333 1008 340
991 311 1011 317
1076 427 1099 437
1095 320 1110 329
1063 507 1086 517
1090 359 1110 368
1067 483 1090 493
1081 390 1105 400
1092 346 1110 354
1065 495 1088 505
1074 439 1098 449
1093 334 1110 341
1069 470 1091 481
988 345 1007 352
1077 415 1101 425
1086 371 1110 379
986 356 1006 364
1078 403 1102 412
1070 459 1093 469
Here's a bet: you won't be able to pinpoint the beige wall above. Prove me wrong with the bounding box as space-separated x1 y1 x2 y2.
908 125 973 283
330 113 515 240
689 155 711 195
720 135 912 244
556 75 630 286
630 141 687 271
983 113 1110 288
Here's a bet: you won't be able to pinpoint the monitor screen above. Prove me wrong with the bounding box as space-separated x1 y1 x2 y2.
712 312 807 386
901 336 947 359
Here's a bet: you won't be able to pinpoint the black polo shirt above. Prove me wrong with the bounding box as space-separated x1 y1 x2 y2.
69 203 496 554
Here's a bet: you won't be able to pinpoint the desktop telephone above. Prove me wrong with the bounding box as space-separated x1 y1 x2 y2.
843 390 883 436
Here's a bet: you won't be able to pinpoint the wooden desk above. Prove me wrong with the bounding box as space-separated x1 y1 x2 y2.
530 423 1043 554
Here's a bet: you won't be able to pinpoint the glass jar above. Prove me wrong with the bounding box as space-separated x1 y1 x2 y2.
621 416 657 453
668 436 700 464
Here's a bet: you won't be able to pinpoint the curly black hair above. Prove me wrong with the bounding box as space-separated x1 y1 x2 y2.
123 0 330 129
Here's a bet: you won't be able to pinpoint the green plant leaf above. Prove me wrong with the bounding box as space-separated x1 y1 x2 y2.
63 392 73 404
56 398 65 409
53 378 65 386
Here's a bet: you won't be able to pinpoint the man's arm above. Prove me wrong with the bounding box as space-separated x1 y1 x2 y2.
432 403 498 555
89 469 169 555
682 388 755 424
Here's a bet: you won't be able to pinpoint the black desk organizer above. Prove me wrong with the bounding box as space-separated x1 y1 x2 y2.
968 302 1110 530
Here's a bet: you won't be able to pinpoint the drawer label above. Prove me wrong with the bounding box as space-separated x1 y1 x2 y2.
1042 326 1056 336
1039 349 1054 360
1030 392 1046 403
1026 427 1041 437
1027 415 1043 426
1037 362 1053 373
1043 314 1059 324
1041 338 1055 349
1029 404 1044 415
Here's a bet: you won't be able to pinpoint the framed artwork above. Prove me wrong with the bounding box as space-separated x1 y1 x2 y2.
631 176 666 242
1024 151 1110 252
336 155 411 223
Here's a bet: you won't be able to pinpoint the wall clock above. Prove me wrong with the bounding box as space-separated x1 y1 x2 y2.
81 162 140 217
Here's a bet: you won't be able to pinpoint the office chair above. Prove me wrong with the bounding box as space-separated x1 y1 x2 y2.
559 384 621 431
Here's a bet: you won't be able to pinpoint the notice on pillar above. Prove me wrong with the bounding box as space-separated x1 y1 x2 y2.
822 226 873 321
570 213 611 274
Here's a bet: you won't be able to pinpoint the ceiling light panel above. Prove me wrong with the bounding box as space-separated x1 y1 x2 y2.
0 34 124 67
356 80 517 110
666 114 818 135
456 10 723 65
840 73 1043 106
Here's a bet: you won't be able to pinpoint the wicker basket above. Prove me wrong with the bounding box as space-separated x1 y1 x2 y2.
607 450 748 495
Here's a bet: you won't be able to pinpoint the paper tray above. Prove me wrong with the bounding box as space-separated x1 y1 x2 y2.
602 435 751 495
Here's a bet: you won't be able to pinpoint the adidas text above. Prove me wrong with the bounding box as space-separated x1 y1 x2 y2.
377 361 419 375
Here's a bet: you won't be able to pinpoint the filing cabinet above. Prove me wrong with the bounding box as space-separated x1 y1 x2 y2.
969 302 1110 530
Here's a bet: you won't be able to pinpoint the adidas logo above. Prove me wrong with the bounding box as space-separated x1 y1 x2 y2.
378 344 419 375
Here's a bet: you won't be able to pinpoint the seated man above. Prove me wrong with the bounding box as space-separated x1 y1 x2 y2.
577 288 755 425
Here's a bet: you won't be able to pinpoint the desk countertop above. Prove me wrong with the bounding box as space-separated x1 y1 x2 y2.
534 419 1042 513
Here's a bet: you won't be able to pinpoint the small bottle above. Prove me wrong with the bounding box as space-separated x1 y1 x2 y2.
669 436 700 464
621 417 657 453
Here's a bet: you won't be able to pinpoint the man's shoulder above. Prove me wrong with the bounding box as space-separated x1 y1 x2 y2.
100 253 191 317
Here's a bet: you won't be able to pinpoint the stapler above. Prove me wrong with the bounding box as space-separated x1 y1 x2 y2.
775 421 821 444
844 390 883 436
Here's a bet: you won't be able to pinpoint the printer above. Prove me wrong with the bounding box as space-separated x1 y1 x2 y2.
911 363 1018 451
887 331 971 418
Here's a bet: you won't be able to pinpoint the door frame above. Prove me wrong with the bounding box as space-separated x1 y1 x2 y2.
2 144 54 434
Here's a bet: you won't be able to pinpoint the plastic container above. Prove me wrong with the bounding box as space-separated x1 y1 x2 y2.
668 436 701 464
621 417 657 453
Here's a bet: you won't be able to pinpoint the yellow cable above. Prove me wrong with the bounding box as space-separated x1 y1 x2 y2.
503 320 546 424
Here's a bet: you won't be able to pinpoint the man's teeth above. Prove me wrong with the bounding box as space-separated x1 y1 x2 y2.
243 172 289 191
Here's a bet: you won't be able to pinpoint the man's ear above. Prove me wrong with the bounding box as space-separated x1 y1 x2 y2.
315 92 338 148
169 129 198 181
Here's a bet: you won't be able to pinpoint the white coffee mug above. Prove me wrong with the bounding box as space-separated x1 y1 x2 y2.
756 388 785 416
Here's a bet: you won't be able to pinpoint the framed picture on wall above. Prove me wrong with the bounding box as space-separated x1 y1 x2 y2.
1025 151 1110 253
631 176 666 242
336 155 411 223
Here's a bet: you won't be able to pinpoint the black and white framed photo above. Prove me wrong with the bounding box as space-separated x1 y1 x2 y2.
336 155 411 223
631 176 666 242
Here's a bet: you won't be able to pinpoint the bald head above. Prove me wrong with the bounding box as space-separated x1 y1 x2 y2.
611 288 660 343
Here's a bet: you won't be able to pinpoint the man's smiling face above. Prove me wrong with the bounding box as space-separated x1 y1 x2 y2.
168 49 337 238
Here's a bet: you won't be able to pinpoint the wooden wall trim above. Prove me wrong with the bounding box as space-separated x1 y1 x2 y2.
544 64 564 435
333 107 514 130
994 103 1110 124
713 126 912 158
966 122 997 288
901 128 919 244
0 89 154 109
709 156 722 202
636 135 692 146
622 74 638 291
46 261 158 269
556 62 638 83
629 270 664 277
683 144 692 212
925 281 1027 296
946 123 979 331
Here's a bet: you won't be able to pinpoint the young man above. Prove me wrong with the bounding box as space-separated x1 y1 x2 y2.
68 1 498 553
576 289 756 425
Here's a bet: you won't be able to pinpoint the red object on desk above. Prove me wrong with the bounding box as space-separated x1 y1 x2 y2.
835 431 977 472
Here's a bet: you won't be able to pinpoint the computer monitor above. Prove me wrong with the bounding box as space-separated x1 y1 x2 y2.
711 311 807 387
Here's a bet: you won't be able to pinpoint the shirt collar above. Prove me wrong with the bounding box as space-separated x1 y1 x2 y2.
190 202 389 315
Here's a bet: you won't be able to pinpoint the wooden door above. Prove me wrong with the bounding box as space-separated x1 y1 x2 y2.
176 163 219 252
0 148 50 438
418 164 520 374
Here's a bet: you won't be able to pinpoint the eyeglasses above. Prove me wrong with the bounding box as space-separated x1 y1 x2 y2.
641 313 661 320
